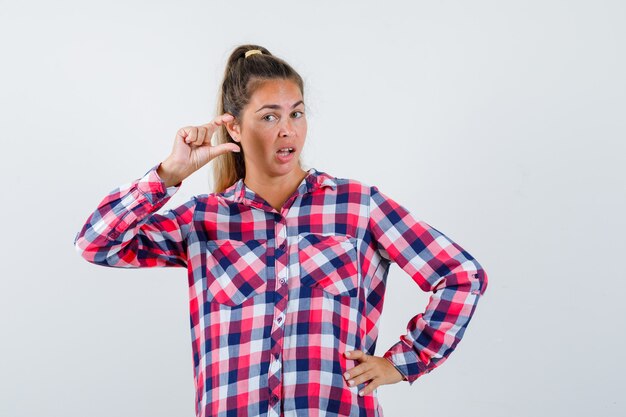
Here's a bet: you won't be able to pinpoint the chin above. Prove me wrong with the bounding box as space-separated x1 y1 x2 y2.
270 162 301 178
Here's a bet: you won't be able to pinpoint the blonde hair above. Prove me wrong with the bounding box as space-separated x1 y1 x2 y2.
211 44 305 193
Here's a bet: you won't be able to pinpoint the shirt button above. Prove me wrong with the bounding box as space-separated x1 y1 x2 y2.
270 394 279 404
279 278 287 285
279 241 287 250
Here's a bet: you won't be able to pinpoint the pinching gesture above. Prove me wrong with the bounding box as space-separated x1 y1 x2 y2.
157 113 241 187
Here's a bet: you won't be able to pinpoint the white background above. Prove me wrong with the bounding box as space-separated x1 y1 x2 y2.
1 1 624 416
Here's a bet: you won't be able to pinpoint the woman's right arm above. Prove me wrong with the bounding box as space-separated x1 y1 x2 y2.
73 163 196 268
74 113 241 268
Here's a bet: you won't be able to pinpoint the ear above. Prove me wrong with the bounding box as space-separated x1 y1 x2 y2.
224 117 241 142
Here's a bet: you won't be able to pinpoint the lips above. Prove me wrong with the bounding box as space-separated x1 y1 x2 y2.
275 146 296 163
276 146 295 154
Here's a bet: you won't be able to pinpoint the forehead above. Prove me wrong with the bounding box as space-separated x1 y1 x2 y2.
248 79 303 105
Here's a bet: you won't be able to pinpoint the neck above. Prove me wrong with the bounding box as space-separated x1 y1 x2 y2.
243 166 309 211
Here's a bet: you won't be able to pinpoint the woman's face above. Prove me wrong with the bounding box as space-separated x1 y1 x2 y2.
226 78 307 180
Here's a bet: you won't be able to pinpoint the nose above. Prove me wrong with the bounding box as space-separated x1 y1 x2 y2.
278 118 295 137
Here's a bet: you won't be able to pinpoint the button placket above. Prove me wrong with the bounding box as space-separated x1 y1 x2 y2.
269 355 281 373
267 216 290 416
274 219 289 287
275 311 285 326
276 222 287 250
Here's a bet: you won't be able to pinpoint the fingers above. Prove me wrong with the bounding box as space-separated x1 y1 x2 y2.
346 368 376 388
184 126 198 145
343 352 374 390
196 113 235 144
199 112 234 129
182 113 235 147
343 350 404 396
358 380 380 396
344 350 366 361
209 143 241 159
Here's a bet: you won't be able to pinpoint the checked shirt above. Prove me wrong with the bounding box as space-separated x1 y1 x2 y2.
74 163 488 417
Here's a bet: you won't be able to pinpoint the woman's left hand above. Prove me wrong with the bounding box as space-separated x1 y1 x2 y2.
343 350 406 396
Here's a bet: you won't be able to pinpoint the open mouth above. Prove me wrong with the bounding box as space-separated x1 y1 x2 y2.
276 147 295 156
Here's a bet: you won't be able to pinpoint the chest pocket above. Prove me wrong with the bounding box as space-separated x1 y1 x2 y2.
204 239 268 307
297 233 359 297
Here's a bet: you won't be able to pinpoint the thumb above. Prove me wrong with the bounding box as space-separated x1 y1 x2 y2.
209 142 241 159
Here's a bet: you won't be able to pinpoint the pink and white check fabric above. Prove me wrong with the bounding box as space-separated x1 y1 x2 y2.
74 163 488 417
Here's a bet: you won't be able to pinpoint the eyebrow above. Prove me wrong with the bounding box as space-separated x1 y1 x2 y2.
255 100 305 113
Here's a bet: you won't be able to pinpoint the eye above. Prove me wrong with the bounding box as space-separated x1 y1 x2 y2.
291 110 304 118
262 114 277 122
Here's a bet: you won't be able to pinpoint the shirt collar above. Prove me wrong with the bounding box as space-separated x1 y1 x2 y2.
222 167 337 207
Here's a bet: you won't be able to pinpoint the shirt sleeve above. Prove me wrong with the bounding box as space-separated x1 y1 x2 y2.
73 163 196 268
367 185 488 384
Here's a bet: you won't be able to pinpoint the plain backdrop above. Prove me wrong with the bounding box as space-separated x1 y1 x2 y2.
1 1 625 416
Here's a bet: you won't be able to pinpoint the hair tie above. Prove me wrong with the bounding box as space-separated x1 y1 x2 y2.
245 49 263 58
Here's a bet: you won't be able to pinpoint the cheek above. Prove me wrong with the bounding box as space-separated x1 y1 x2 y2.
297 117 307 130
245 132 275 156
297 120 307 139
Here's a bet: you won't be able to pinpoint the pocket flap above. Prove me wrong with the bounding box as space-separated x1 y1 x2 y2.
298 233 359 297
205 239 268 306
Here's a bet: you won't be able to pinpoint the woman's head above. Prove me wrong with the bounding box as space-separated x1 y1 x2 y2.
212 44 306 193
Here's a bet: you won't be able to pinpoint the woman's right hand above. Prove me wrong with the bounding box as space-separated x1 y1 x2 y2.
157 113 241 187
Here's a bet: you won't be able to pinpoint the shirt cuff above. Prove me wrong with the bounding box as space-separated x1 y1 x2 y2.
138 163 181 203
106 164 180 241
383 340 431 385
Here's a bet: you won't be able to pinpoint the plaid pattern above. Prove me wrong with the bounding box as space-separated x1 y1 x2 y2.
74 163 488 417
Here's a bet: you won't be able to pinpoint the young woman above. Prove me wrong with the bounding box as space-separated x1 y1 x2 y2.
74 44 488 417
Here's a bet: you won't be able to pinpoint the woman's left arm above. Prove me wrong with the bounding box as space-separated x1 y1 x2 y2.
344 185 488 394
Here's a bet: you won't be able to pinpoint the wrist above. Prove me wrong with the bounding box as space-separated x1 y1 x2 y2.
384 356 408 382
157 160 184 188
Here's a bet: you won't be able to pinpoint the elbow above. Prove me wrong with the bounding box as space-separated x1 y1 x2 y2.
431 259 489 296
73 231 114 267
73 231 88 260
472 263 488 296
74 233 96 265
